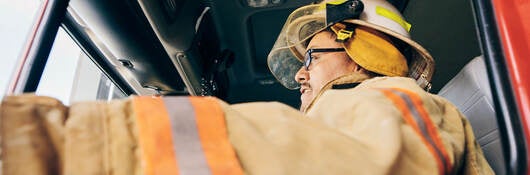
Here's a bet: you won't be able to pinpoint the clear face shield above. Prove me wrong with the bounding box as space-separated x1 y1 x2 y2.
267 0 364 90
267 4 326 90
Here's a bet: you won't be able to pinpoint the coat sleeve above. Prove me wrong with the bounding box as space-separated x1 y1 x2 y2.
0 95 66 175
226 99 408 175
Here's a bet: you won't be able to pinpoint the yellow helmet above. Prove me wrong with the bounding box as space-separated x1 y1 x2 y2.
267 0 434 90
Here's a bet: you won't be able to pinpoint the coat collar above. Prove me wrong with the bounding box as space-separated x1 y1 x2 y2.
304 73 371 113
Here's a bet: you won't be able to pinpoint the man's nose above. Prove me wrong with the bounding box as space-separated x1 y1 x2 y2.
295 66 309 83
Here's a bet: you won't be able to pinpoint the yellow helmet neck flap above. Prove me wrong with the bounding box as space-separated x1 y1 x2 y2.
331 25 408 77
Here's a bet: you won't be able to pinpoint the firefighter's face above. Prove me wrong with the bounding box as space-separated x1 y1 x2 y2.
295 31 358 112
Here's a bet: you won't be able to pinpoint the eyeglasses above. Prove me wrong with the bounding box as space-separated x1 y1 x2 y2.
304 48 346 70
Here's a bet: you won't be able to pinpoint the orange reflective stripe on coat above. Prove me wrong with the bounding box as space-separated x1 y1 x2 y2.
133 96 179 175
133 96 244 175
379 88 452 175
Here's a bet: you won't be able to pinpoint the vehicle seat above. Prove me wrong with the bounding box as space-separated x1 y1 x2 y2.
438 56 505 174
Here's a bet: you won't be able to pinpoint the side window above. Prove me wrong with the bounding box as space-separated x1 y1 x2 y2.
36 28 125 105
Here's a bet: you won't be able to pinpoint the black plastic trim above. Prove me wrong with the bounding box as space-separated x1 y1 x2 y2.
471 0 527 174
67 0 187 94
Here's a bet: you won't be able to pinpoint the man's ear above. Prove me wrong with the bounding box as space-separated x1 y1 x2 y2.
350 62 374 77
351 62 363 73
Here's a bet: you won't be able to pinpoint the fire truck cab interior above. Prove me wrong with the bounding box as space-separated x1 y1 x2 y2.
7 0 529 174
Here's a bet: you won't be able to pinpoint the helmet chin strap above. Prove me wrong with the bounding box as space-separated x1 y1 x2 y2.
334 23 356 42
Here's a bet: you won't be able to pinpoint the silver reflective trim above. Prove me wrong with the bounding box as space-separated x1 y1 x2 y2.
163 97 211 175
389 89 448 172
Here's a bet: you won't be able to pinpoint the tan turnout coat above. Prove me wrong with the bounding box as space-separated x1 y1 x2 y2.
0 74 493 175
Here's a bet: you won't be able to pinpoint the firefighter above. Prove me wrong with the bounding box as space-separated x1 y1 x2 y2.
264 0 494 174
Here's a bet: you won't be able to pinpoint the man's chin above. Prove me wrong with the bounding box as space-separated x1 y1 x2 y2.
299 93 313 112
299 104 304 112
299 100 308 112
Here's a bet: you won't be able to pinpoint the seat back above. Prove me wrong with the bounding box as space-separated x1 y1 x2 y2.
438 56 505 174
